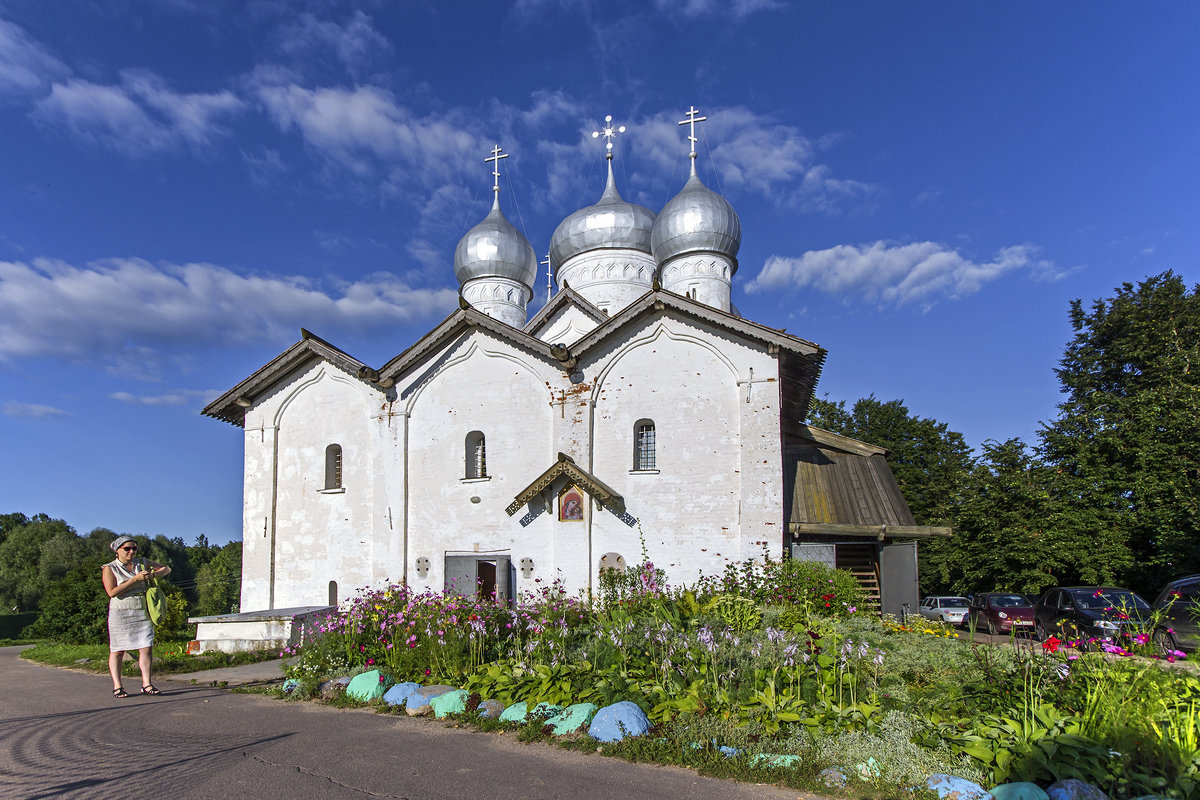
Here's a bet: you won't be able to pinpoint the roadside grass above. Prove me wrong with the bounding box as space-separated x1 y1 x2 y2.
20 640 283 676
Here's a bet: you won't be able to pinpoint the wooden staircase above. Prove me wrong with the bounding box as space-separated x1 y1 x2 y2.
836 543 881 611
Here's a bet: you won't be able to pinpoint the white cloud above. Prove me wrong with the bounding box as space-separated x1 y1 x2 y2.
746 241 1062 309
252 82 482 189
632 106 873 210
277 11 392 76
3 401 70 418
0 19 68 101
652 0 783 20
0 258 457 367
111 389 218 407
32 70 243 156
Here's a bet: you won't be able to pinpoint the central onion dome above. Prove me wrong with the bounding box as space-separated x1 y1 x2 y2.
549 160 656 276
650 164 741 272
453 194 538 289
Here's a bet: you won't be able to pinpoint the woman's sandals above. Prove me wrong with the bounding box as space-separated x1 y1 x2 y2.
112 687 130 698
140 685 162 696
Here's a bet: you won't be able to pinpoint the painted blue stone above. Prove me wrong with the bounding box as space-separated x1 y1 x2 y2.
588 701 652 743
477 699 505 719
749 754 801 769
547 703 599 735
1046 779 1108 800
718 745 740 757
407 684 457 706
382 682 421 707
431 689 469 718
990 783 1051 800
818 768 847 789
499 702 529 723
927 774 994 800
281 678 299 694
346 670 391 701
530 702 563 719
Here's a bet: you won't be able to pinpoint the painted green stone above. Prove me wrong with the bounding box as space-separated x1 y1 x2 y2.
431 689 469 718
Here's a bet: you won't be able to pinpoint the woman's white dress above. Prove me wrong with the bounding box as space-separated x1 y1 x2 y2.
106 558 154 652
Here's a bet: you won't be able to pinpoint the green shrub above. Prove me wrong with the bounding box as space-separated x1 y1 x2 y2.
23 556 109 643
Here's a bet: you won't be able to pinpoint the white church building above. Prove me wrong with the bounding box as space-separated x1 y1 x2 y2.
203 111 944 625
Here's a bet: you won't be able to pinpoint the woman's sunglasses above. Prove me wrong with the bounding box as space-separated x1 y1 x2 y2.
120 545 138 552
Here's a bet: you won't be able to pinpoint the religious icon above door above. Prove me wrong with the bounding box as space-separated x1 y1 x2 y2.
559 485 584 521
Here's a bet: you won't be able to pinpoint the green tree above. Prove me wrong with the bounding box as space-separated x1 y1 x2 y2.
939 438 1059 595
0 516 76 611
1038 272 1200 595
193 542 242 617
808 395 974 526
23 555 110 644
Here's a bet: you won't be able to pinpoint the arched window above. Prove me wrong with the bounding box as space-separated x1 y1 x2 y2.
324 444 343 489
633 420 656 471
328 580 338 607
465 431 487 479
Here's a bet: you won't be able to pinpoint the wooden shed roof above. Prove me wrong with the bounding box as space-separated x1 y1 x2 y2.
785 426 950 540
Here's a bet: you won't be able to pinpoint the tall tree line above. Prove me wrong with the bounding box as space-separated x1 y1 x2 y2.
0 513 241 641
809 272 1200 599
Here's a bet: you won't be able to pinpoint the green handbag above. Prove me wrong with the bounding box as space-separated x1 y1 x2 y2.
145 575 167 625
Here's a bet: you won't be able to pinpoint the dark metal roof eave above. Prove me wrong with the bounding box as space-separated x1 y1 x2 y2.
569 289 825 361
378 307 556 383
201 332 373 427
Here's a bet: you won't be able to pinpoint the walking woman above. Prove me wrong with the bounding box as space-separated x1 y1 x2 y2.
102 535 171 697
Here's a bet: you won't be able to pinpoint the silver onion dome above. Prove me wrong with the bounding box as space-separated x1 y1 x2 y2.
549 160 656 276
650 165 741 270
453 194 538 288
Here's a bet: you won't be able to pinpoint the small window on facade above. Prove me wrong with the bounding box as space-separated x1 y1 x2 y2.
634 420 656 470
465 431 487 478
324 444 343 490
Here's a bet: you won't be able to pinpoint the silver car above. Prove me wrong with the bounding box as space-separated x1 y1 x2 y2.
919 596 970 624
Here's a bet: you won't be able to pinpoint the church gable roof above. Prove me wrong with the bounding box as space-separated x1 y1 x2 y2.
202 328 373 427
377 305 556 384
523 287 608 342
565 289 827 424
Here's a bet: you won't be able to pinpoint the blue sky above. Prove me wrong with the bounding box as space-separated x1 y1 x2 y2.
1 1 1196 545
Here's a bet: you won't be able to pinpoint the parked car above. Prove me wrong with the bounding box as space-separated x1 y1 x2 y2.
919 596 970 625
968 592 1035 635
1032 586 1150 645
1151 575 1199 655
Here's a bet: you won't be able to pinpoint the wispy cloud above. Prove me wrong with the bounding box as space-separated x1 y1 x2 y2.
275 11 392 77
0 258 457 368
3 401 70 418
652 0 783 20
746 241 1064 310
111 389 219 407
32 70 243 156
251 80 482 191
0 18 69 101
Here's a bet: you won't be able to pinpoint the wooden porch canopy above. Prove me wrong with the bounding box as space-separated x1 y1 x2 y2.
786 426 951 541
505 453 626 517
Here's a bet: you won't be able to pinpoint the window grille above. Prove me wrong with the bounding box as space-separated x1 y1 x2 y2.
324 444 342 490
634 420 656 470
465 431 487 479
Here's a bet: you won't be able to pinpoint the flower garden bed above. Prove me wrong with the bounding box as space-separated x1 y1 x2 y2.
279 558 1198 800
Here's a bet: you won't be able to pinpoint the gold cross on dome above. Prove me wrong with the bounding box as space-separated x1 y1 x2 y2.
484 144 509 194
678 105 707 159
591 115 626 159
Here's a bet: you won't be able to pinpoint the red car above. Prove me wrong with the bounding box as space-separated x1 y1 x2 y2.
968 592 1036 635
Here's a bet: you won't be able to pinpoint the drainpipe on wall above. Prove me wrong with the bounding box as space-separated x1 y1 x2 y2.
401 410 410 588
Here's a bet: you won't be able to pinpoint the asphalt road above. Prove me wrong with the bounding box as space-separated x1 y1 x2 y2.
0 647 814 800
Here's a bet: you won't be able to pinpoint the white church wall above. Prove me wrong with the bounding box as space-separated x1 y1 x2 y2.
240 363 379 609
402 333 554 596
588 316 782 587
